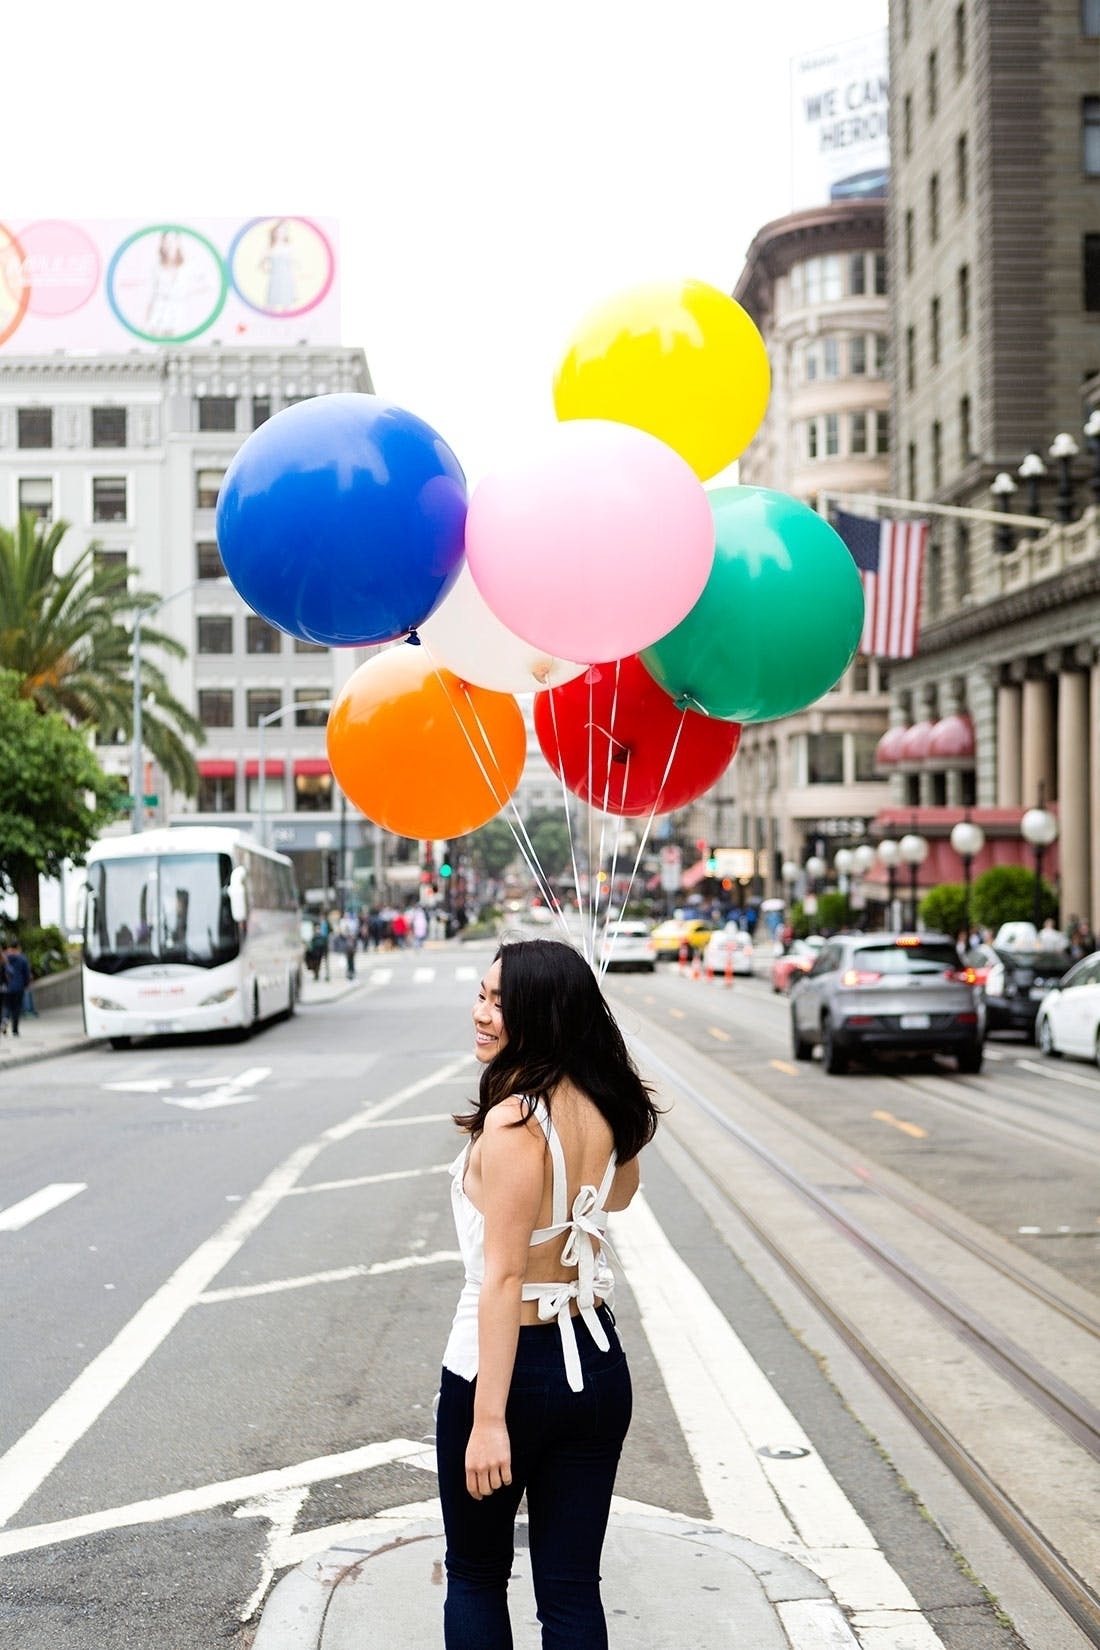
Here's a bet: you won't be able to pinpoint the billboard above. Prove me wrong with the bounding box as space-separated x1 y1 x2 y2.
0 216 340 352
789 31 889 211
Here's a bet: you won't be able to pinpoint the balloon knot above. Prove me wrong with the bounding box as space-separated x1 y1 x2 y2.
584 666 603 685
406 628 422 647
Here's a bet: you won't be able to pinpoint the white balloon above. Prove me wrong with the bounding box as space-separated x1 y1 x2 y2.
418 563 586 693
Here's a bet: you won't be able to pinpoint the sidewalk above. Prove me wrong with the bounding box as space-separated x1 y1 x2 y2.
251 1506 854 1650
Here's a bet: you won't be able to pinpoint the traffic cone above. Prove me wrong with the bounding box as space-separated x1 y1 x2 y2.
691 949 702 980
725 950 734 988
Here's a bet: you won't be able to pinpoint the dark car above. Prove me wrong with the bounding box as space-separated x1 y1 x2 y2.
963 941 1076 1040
790 932 984 1074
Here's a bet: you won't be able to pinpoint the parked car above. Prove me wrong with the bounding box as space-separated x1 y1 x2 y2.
601 919 657 973
703 926 754 977
771 938 820 994
963 941 1076 1040
1035 950 1100 1063
648 918 712 960
790 932 984 1074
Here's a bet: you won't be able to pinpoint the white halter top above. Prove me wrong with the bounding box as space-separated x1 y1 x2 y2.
442 1097 618 1393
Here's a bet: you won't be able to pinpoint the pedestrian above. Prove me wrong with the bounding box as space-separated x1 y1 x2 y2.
437 938 660 1649
339 911 359 979
392 909 408 949
1 940 30 1035
411 904 428 949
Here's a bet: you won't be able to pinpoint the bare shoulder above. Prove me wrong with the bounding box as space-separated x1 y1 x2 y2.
482 1096 545 1149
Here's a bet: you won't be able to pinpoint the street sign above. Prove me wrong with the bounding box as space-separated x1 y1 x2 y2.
112 793 159 810
659 845 682 893
711 847 755 879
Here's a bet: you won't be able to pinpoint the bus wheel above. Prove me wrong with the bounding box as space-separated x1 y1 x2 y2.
109 1036 133 1050
285 972 297 1019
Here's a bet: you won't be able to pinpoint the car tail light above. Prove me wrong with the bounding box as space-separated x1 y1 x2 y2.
840 969 883 986
947 968 977 984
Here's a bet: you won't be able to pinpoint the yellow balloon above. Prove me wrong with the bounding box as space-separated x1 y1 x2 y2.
553 278 770 481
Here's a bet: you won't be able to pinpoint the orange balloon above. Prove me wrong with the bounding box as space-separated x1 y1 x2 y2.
327 642 526 838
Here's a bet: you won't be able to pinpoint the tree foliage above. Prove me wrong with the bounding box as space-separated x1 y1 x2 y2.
0 670 123 908
970 864 1056 932
0 512 203 795
525 810 575 879
918 882 969 939
465 818 520 881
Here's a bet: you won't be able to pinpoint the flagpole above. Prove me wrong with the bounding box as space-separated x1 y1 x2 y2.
819 489 1049 532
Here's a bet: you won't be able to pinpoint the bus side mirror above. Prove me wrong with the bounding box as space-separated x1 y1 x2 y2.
228 867 248 924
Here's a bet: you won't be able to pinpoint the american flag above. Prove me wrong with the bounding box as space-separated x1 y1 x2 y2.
835 511 929 659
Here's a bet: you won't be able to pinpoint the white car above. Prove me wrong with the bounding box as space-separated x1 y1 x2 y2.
601 919 656 973
1035 950 1100 1063
702 926 755 977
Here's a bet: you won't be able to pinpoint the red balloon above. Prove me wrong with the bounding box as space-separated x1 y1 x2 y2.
534 655 740 817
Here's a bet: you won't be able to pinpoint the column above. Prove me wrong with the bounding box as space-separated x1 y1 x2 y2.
1020 675 1055 807
996 682 1022 806
1091 661 1100 936
1057 667 1090 924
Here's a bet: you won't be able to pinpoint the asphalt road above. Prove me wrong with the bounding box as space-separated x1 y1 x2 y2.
0 944 1093 1649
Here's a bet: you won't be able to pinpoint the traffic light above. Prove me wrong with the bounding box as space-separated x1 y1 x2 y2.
439 860 452 879
706 853 718 875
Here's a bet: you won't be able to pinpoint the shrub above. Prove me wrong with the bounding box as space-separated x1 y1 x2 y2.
971 864 1056 932
0 922 71 978
919 882 968 939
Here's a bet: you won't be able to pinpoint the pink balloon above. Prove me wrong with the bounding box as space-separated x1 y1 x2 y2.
464 420 715 664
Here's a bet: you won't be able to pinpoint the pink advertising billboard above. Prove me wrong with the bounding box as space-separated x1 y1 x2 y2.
0 216 340 351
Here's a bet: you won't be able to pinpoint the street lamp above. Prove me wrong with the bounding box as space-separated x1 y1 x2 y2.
877 838 900 929
833 847 853 895
1049 432 1080 523
1021 799 1059 931
131 581 206 835
1017 451 1047 531
949 817 985 942
257 698 333 849
899 832 929 930
990 471 1018 554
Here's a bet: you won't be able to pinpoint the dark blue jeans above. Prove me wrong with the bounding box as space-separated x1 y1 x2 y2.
437 1305 632 1650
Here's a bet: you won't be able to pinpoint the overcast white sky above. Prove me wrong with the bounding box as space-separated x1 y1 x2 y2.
8 0 885 483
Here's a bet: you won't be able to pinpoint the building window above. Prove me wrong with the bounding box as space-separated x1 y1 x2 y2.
198 774 236 813
294 637 328 654
926 537 943 617
905 209 915 274
823 337 840 378
247 688 281 726
907 442 918 499
1085 0 1100 36
902 0 911 40
849 253 866 295
807 420 819 460
246 615 283 654
906 326 916 391
929 172 940 241
825 413 839 456
954 521 972 598
876 411 890 456
17 408 52 448
807 733 844 785
958 264 971 337
198 396 237 433
1085 97 1100 174
92 476 128 522
850 412 868 455
928 49 938 117
252 396 272 428
195 468 226 509
903 92 913 157
852 658 871 693
295 688 331 727
17 477 52 521
930 296 941 366
932 420 943 489
196 540 225 580
295 771 333 812
92 407 127 448
789 263 803 305
850 335 867 376
954 4 967 76
956 131 969 206
804 255 842 304
804 342 819 381
959 394 972 463
198 615 234 654
875 334 889 374
92 548 127 583
1084 234 1100 310
873 253 887 295
853 731 880 781
198 689 234 728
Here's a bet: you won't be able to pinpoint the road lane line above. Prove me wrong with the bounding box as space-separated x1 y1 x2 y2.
199 1249 462 1303
0 1184 87 1232
669 1008 686 1019
288 1164 451 1196
872 1109 929 1139
769 1060 800 1076
0 1054 473 1530
0 1439 429 1559
1014 1058 1100 1091
707 1027 731 1043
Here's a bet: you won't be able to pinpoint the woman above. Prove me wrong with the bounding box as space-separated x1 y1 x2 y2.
437 939 660 1649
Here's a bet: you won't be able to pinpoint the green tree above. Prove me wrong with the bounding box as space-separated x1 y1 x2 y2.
0 671 123 921
0 513 203 797
919 882 968 939
465 818 520 881
971 864 1056 933
526 810 574 880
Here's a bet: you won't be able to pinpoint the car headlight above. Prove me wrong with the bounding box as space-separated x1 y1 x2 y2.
198 987 239 1006
88 995 125 1012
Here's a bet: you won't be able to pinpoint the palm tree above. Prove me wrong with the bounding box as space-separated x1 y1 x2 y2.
0 511 203 798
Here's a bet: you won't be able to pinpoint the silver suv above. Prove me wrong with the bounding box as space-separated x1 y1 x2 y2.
790 932 984 1075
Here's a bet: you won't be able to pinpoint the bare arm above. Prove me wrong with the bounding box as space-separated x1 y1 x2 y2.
466 1100 545 1500
606 1153 640 1212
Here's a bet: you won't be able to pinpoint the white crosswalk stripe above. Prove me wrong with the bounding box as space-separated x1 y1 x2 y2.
0 1184 87 1232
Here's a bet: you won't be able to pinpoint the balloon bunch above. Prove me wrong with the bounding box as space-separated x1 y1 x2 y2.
215 277 864 929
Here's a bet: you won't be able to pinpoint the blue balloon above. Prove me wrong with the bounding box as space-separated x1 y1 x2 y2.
216 394 467 646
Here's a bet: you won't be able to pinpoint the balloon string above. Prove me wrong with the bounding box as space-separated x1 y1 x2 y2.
547 683 591 961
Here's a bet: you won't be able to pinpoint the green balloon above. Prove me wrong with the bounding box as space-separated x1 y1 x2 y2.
640 486 865 722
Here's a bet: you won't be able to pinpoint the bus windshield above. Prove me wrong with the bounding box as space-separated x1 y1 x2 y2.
85 852 241 974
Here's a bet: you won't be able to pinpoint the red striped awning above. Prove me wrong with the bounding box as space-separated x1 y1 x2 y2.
246 758 285 777
293 758 331 777
198 759 236 777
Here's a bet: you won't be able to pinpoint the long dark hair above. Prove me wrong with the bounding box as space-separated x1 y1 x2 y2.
454 939 660 1160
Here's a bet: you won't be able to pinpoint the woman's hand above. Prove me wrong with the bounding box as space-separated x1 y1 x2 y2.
465 1419 512 1500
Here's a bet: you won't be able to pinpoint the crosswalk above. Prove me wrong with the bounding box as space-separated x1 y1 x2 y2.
365 965 479 987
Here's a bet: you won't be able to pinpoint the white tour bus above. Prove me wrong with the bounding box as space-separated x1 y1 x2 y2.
82 827 302 1048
